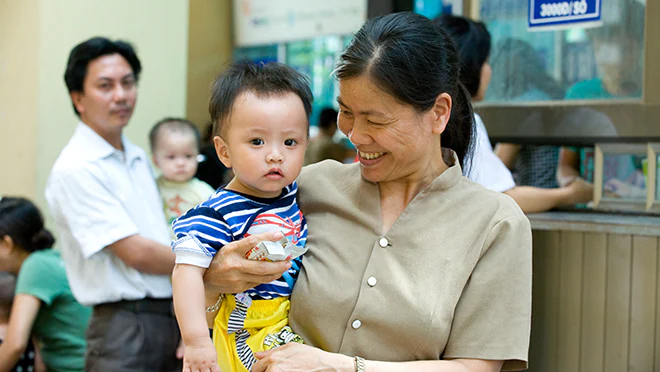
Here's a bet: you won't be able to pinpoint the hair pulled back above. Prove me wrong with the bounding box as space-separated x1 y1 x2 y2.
0 197 54 252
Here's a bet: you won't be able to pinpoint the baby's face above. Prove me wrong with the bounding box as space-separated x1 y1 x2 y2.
215 91 308 198
153 131 199 183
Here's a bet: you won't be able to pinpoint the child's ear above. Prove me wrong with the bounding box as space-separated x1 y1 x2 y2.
214 136 232 169
151 154 159 168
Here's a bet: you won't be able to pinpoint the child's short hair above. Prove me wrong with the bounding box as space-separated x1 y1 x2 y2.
0 272 16 308
209 61 313 137
149 118 201 153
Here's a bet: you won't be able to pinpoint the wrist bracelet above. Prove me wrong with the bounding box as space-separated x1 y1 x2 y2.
205 294 224 313
354 356 366 372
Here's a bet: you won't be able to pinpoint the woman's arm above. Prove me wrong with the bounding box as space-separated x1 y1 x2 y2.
494 143 521 170
503 178 593 213
252 343 503 372
0 294 41 372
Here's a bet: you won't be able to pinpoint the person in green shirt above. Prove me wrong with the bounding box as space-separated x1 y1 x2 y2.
0 197 91 372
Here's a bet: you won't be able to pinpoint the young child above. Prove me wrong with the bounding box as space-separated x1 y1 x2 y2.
149 118 216 235
171 61 312 372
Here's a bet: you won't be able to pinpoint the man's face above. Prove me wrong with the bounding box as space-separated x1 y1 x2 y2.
71 53 137 137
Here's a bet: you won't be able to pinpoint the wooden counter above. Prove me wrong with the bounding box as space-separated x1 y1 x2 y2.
526 211 660 372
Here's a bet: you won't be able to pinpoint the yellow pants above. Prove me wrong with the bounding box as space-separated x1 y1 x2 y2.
213 294 303 372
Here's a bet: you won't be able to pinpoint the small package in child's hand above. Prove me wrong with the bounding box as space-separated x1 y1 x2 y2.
245 236 307 262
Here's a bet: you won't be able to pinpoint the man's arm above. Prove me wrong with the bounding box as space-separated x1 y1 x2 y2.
557 147 581 186
108 235 175 275
494 143 521 170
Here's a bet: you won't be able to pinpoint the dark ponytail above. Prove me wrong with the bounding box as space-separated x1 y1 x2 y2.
335 12 475 172
0 197 54 252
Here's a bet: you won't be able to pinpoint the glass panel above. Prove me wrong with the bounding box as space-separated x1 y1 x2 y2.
602 154 647 200
657 155 660 200
480 0 645 102
285 35 352 127
232 45 278 64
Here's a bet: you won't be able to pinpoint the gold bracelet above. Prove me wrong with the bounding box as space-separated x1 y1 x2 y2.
354 356 366 372
205 294 224 313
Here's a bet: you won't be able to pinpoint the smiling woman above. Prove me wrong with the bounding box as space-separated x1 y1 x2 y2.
203 12 532 372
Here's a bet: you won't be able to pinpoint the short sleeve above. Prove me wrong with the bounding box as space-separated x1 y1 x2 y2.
467 114 516 193
443 215 532 371
15 253 62 305
47 168 138 259
171 206 232 267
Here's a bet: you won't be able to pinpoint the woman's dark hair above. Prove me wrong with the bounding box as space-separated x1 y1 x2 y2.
433 14 491 98
64 37 142 117
0 197 54 252
336 12 475 172
489 38 565 100
209 61 313 137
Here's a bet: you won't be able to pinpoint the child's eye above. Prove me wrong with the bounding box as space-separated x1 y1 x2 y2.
166 155 175 160
284 139 297 146
185 154 194 159
250 139 264 146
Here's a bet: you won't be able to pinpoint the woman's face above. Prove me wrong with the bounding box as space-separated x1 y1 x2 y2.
336 75 448 184
474 62 492 102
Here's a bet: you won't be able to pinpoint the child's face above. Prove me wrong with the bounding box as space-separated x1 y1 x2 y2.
214 91 308 198
153 130 199 183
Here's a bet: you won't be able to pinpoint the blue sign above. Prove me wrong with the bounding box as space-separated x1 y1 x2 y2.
529 0 602 31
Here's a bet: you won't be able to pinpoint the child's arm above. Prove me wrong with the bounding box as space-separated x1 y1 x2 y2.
172 264 220 372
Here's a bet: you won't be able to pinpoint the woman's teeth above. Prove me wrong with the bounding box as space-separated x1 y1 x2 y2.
359 151 385 160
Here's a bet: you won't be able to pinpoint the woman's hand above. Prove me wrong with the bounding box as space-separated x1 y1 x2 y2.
253 343 354 372
202 231 292 295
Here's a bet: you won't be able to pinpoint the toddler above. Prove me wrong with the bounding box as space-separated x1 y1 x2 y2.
150 118 215 235
171 61 312 372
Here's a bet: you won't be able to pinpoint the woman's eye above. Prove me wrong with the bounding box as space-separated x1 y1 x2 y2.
250 139 264 146
284 139 297 146
340 109 353 117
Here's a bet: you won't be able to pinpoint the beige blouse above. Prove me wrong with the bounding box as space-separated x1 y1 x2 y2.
290 151 532 371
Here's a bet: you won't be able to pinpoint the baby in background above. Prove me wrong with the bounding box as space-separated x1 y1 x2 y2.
149 118 216 233
171 61 312 372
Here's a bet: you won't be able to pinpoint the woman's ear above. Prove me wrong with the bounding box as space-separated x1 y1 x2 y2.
431 93 452 135
0 235 15 253
214 136 232 169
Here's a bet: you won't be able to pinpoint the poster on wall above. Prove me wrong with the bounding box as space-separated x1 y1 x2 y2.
528 0 603 31
233 0 367 47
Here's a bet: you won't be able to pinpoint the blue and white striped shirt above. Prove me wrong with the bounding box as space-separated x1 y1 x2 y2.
172 182 307 299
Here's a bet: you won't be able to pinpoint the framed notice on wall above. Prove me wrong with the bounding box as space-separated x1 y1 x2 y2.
233 0 367 47
528 0 602 31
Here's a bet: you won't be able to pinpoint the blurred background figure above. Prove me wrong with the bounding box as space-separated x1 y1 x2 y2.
0 197 90 372
435 14 594 213
488 38 565 189
195 123 231 189
565 0 644 100
304 107 356 165
150 118 215 235
0 272 41 372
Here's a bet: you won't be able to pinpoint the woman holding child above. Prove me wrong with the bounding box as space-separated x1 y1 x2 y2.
203 12 532 372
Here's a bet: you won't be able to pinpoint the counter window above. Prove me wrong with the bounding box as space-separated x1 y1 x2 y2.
480 0 646 103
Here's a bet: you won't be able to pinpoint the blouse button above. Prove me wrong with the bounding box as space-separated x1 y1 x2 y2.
367 277 377 287
352 319 362 329
378 237 389 248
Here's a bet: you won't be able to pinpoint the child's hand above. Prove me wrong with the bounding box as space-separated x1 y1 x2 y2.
183 338 220 372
